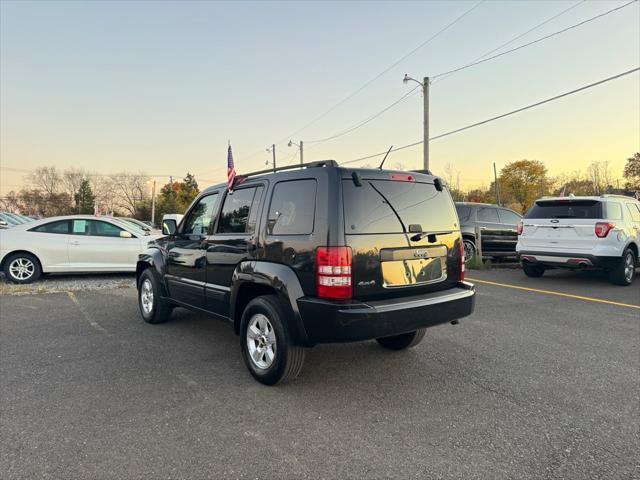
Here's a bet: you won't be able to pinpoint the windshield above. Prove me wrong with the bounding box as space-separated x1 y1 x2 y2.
526 200 602 219
111 218 148 236
343 180 458 234
119 217 151 231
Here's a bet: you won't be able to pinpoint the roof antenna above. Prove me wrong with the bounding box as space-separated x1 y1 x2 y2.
378 145 394 169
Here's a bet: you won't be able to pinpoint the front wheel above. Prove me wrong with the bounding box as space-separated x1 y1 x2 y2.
138 269 173 324
610 249 636 286
377 329 426 350
240 295 305 385
523 263 545 278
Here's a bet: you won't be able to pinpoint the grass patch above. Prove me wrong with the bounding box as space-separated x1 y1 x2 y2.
466 255 492 270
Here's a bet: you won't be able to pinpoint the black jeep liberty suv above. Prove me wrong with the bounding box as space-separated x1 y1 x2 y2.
136 161 475 385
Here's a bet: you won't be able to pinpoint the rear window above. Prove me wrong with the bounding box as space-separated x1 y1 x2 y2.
605 202 623 221
31 220 70 234
526 200 602 219
343 180 458 234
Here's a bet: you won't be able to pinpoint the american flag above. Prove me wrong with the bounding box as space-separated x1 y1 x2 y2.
227 144 236 191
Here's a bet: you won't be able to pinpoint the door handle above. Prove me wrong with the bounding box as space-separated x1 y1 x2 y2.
69 240 80 246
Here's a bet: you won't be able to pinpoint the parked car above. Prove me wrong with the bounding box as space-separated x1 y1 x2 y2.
516 195 640 285
117 217 161 235
0 213 22 227
455 202 522 261
0 215 161 284
136 161 475 385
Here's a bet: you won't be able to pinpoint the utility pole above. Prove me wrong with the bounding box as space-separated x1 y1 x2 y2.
299 141 304 165
151 180 156 227
271 144 276 172
423 76 429 172
493 162 501 206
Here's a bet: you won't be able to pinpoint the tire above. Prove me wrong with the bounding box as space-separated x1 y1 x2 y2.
138 269 173 324
523 263 545 278
463 238 476 264
3 252 41 284
377 328 426 350
240 295 305 385
609 248 636 286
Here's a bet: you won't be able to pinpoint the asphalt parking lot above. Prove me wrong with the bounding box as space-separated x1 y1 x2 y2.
1 269 638 479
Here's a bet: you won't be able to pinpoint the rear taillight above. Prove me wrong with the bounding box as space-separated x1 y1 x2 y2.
316 247 352 299
595 222 615 238
459 240 465 282
517 221 523 235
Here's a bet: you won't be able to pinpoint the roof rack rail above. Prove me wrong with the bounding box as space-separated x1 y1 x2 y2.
240 160 338 179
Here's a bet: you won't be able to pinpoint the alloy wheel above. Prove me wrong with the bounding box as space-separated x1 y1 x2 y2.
9 258 35 281
140 279 154 315
246 313 277 370
624 253 634 283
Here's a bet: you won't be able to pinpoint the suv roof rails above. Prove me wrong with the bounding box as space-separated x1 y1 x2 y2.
241 160 338 179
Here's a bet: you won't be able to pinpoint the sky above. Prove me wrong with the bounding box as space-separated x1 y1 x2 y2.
1 0 639 195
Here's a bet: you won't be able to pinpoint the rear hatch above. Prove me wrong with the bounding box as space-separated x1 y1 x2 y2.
520 199 602 252
342 171 462 300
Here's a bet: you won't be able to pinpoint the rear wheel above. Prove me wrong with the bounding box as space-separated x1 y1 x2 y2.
240 295 305 385
3 252 41 284
523 263 545 278
610 249 636 286
377 329 426 350
463 239 476 264
138 269 173 323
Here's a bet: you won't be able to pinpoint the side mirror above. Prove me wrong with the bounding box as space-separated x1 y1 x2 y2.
162 219 177 235
119 230 133 238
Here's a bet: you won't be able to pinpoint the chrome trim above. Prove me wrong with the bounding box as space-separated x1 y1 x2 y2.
205 282 231 292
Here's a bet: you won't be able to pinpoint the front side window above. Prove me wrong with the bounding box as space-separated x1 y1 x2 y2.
183 193 220 235
217 187 259 234
89 220 125 237
31 220 70 234
267 180 316 235
477 207 500 223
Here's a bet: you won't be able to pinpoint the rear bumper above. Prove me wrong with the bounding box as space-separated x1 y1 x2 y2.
297 282 475 344
518 251 621 270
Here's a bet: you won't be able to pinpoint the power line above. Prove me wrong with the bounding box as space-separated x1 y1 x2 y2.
432 0 588 85
431 0 638 80
296 0 629 149
341 67 640 165
269 0 485 148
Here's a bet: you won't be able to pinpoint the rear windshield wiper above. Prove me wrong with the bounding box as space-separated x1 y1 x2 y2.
368 182 406 233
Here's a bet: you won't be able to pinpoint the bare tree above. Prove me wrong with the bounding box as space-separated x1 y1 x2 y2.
61 168 88 198
26 166 61 195
110 172 150 216
587 161 613 195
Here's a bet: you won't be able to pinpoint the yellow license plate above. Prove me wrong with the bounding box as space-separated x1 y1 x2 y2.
381 257 446 287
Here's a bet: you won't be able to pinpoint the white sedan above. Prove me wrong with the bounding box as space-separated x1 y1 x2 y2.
0 215 161 284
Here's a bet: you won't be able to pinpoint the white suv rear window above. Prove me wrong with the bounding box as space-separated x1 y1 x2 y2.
526 200 602 219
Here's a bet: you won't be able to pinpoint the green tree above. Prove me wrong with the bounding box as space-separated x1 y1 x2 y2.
499 160 548 213
74 179 96 214
623 152 640 191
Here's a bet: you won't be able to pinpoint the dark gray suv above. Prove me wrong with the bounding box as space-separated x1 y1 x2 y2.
455 202 522 261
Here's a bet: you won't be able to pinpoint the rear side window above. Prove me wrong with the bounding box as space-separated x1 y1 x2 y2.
455 205 472 222
31 220 70 234
526 200 602 219
477 207 499 223
605 202 623 221
498 209 522 225
267 180 316 235
342 180 458 234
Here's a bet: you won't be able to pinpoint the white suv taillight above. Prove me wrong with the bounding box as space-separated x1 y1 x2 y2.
316 247 352 299
595 222 615 238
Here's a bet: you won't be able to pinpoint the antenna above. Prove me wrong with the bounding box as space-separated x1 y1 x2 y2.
378 145 394 169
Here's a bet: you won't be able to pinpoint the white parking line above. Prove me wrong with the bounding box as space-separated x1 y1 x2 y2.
67 291 109 333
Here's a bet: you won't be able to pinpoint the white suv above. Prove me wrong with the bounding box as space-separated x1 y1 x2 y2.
516 195 640 286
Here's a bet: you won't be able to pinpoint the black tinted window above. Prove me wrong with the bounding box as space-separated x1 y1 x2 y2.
267 180 316 235
498 209 521 225
184 193 219 235
455 205 472 222
218 187 258 234
343 180 458 234
477 207 499 223
527 200 602 219
31 220 70 234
